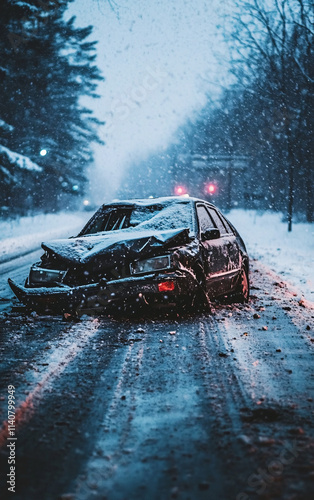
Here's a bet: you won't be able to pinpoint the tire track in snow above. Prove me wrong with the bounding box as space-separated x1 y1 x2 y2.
198 317 250 432
74 318 235 500
74 332 146 499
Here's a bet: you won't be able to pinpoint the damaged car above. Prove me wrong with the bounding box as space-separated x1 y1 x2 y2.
8 196 249 315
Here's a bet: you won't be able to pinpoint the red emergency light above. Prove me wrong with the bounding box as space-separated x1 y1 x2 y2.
174 185 187 196
206 183 216 194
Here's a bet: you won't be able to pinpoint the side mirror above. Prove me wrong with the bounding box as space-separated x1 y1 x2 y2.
201 228 220 241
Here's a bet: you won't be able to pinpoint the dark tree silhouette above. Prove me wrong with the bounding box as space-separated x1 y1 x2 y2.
0 0 104 213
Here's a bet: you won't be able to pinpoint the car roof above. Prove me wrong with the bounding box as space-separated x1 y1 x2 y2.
102 196 217 210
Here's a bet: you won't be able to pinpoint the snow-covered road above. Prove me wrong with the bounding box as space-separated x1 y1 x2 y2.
0 211 88 264
0 208 313 499
0 254 313 499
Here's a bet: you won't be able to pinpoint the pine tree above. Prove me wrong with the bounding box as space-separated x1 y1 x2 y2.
0 0 104 213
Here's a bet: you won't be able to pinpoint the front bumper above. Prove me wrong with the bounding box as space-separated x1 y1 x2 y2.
8 270 198 315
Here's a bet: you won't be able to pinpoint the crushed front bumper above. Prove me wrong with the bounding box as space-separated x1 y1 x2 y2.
8 270 199 315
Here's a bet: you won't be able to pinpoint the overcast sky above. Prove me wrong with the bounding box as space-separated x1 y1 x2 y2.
66 0 230 203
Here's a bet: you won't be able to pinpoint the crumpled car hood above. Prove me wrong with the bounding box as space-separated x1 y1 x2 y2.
42 227 191 265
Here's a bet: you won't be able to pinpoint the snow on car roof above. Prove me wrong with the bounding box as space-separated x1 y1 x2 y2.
102 196 195 207
101 196 217 209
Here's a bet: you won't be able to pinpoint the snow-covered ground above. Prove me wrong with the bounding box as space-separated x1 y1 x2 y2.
228 210 314 303
0 211 89 264
0 208 313 302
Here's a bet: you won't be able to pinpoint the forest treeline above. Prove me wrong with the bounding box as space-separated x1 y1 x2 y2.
179 0 313 224
0 0 103 214
1 0 313 225
121 0 313 225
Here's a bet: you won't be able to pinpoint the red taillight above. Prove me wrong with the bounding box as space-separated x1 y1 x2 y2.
158 281 175 292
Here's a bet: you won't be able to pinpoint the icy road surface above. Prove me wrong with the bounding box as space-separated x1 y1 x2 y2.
0 255 314 499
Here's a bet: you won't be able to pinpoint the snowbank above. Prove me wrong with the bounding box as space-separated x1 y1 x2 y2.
0 212 89 264
227 210 314 302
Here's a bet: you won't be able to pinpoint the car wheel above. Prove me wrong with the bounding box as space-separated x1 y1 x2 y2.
233 267 249 303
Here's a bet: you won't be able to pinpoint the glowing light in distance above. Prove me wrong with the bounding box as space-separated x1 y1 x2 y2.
207 183 216 194
174 185 187 196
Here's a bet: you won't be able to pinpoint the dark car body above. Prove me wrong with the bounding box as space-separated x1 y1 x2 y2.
8 197 249 315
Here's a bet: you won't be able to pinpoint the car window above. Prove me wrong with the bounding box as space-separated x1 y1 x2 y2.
85 209 131 233
219 215 234 235
104 211 125 231
207 208 229 235
129 206 163 225
196 205 215 233
138 202 194 232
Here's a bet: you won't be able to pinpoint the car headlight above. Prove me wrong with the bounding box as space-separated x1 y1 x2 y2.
29 266 66 284
130 255 171 275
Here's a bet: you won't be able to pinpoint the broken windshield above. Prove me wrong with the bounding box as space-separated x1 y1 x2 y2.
79 202 194 236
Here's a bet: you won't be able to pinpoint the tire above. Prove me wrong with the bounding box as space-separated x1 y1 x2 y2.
232 267 250 303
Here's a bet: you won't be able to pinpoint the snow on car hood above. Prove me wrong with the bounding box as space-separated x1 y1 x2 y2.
41 227 191 265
